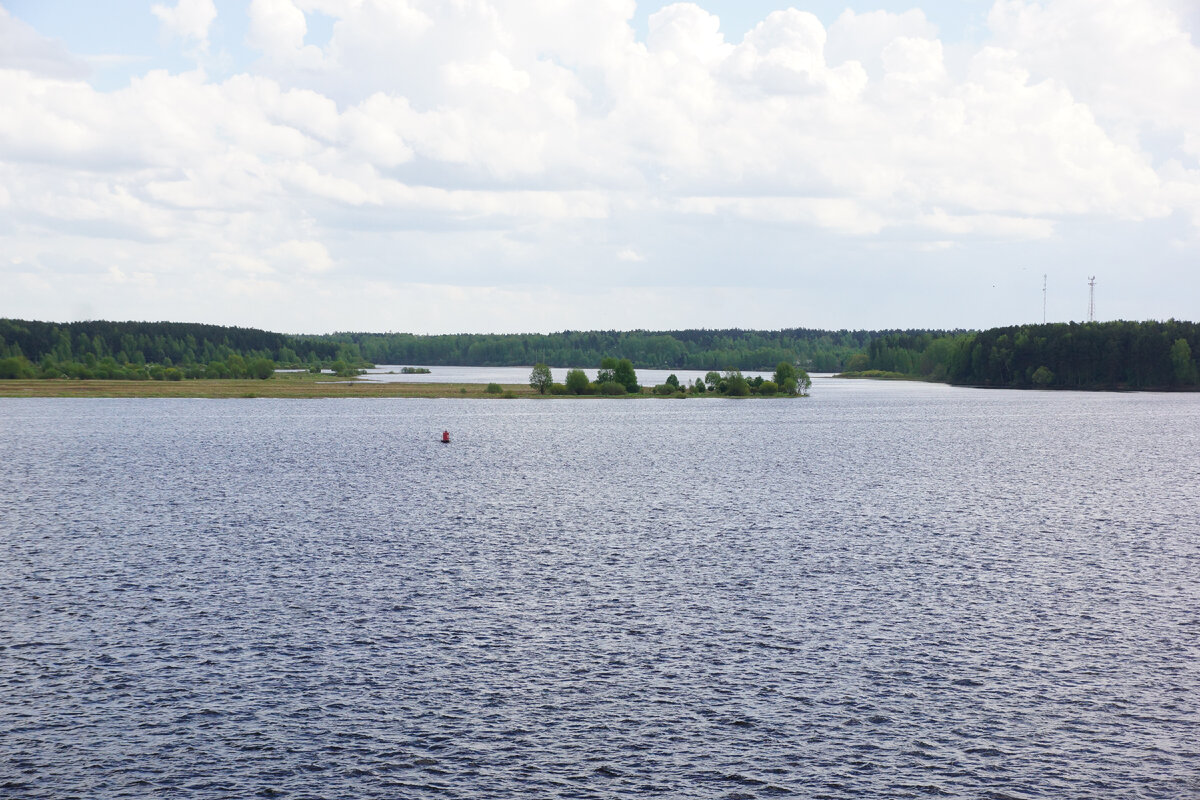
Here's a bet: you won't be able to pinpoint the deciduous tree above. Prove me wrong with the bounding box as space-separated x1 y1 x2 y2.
529 363 553 394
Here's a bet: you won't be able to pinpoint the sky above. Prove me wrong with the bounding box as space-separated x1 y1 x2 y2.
1 0 1198 335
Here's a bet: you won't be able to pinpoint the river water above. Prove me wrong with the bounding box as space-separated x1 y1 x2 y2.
2 379 1198 799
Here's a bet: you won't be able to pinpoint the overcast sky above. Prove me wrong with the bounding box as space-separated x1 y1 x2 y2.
2 0 1198 334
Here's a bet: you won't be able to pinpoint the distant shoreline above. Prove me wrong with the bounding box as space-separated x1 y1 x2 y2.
0 378 784 399
834 370 1198 392
0 378 549 399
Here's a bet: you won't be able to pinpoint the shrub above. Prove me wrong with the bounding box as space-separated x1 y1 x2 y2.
548 382 568 395
248 358 275 380
653 383 676 396
758 380 778 396
845 353 870 372
0 357 36 379
773 362 797 389
724 370 750 396
613 358 638 393
565 368 589 394
486 382 503 394
598 381 626 395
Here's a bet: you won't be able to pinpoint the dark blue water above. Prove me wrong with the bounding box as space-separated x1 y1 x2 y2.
3 381 1199 799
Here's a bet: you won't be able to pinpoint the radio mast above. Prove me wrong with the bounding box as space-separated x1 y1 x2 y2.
1088 276 1096 322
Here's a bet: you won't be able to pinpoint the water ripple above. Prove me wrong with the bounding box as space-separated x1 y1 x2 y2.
1 387 1199 798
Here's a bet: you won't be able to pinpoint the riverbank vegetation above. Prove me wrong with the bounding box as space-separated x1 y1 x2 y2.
531 359 811 397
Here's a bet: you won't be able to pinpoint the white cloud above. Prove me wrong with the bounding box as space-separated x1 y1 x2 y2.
152 0 218 51
0 5 89 79
1 0 1199 331
443 51 532 94
989 0 1200 160
647 4 731 65
826 9 939 78
268 239 334 273
248 0 325 68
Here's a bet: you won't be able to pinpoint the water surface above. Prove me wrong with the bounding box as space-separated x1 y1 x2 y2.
2 381 1198 798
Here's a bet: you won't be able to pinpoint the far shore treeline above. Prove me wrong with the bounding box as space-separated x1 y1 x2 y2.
848 320 1200 390
1 317 1198 390
0 319 923 380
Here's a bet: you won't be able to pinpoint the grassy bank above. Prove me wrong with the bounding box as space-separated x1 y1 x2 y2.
0 371 813 399
0 373 539 399
834 370 924 381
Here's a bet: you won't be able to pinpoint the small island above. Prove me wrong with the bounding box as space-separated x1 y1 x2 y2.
526 358 810 398
399 366 432 374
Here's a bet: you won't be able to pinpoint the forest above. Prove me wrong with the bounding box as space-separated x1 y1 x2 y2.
2 317 1198 389
331 327 896 372
0 319 924 379
854 320 1200 390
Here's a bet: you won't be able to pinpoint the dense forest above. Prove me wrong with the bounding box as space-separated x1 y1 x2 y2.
337 328 896 372
857 320 1200 390
0 319 929 378
2 318 1197 389
0 319 354 380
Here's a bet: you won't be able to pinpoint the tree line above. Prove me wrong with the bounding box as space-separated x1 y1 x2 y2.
0 318 940 379
0 318 360 380
325 327 909 372
852 320 1200 390
5 317 1197 389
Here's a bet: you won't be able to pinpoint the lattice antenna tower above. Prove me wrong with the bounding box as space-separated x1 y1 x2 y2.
1088 276 1096 322
1043 274 1047 324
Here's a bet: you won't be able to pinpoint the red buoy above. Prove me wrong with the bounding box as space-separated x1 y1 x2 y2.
441 430 450 443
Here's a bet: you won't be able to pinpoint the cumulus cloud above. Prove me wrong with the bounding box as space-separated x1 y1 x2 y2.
1 0 1199 330
152 0 218 52
247 0 325 68
825 9 939 78
989 0 1200 140
0 5 88 79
